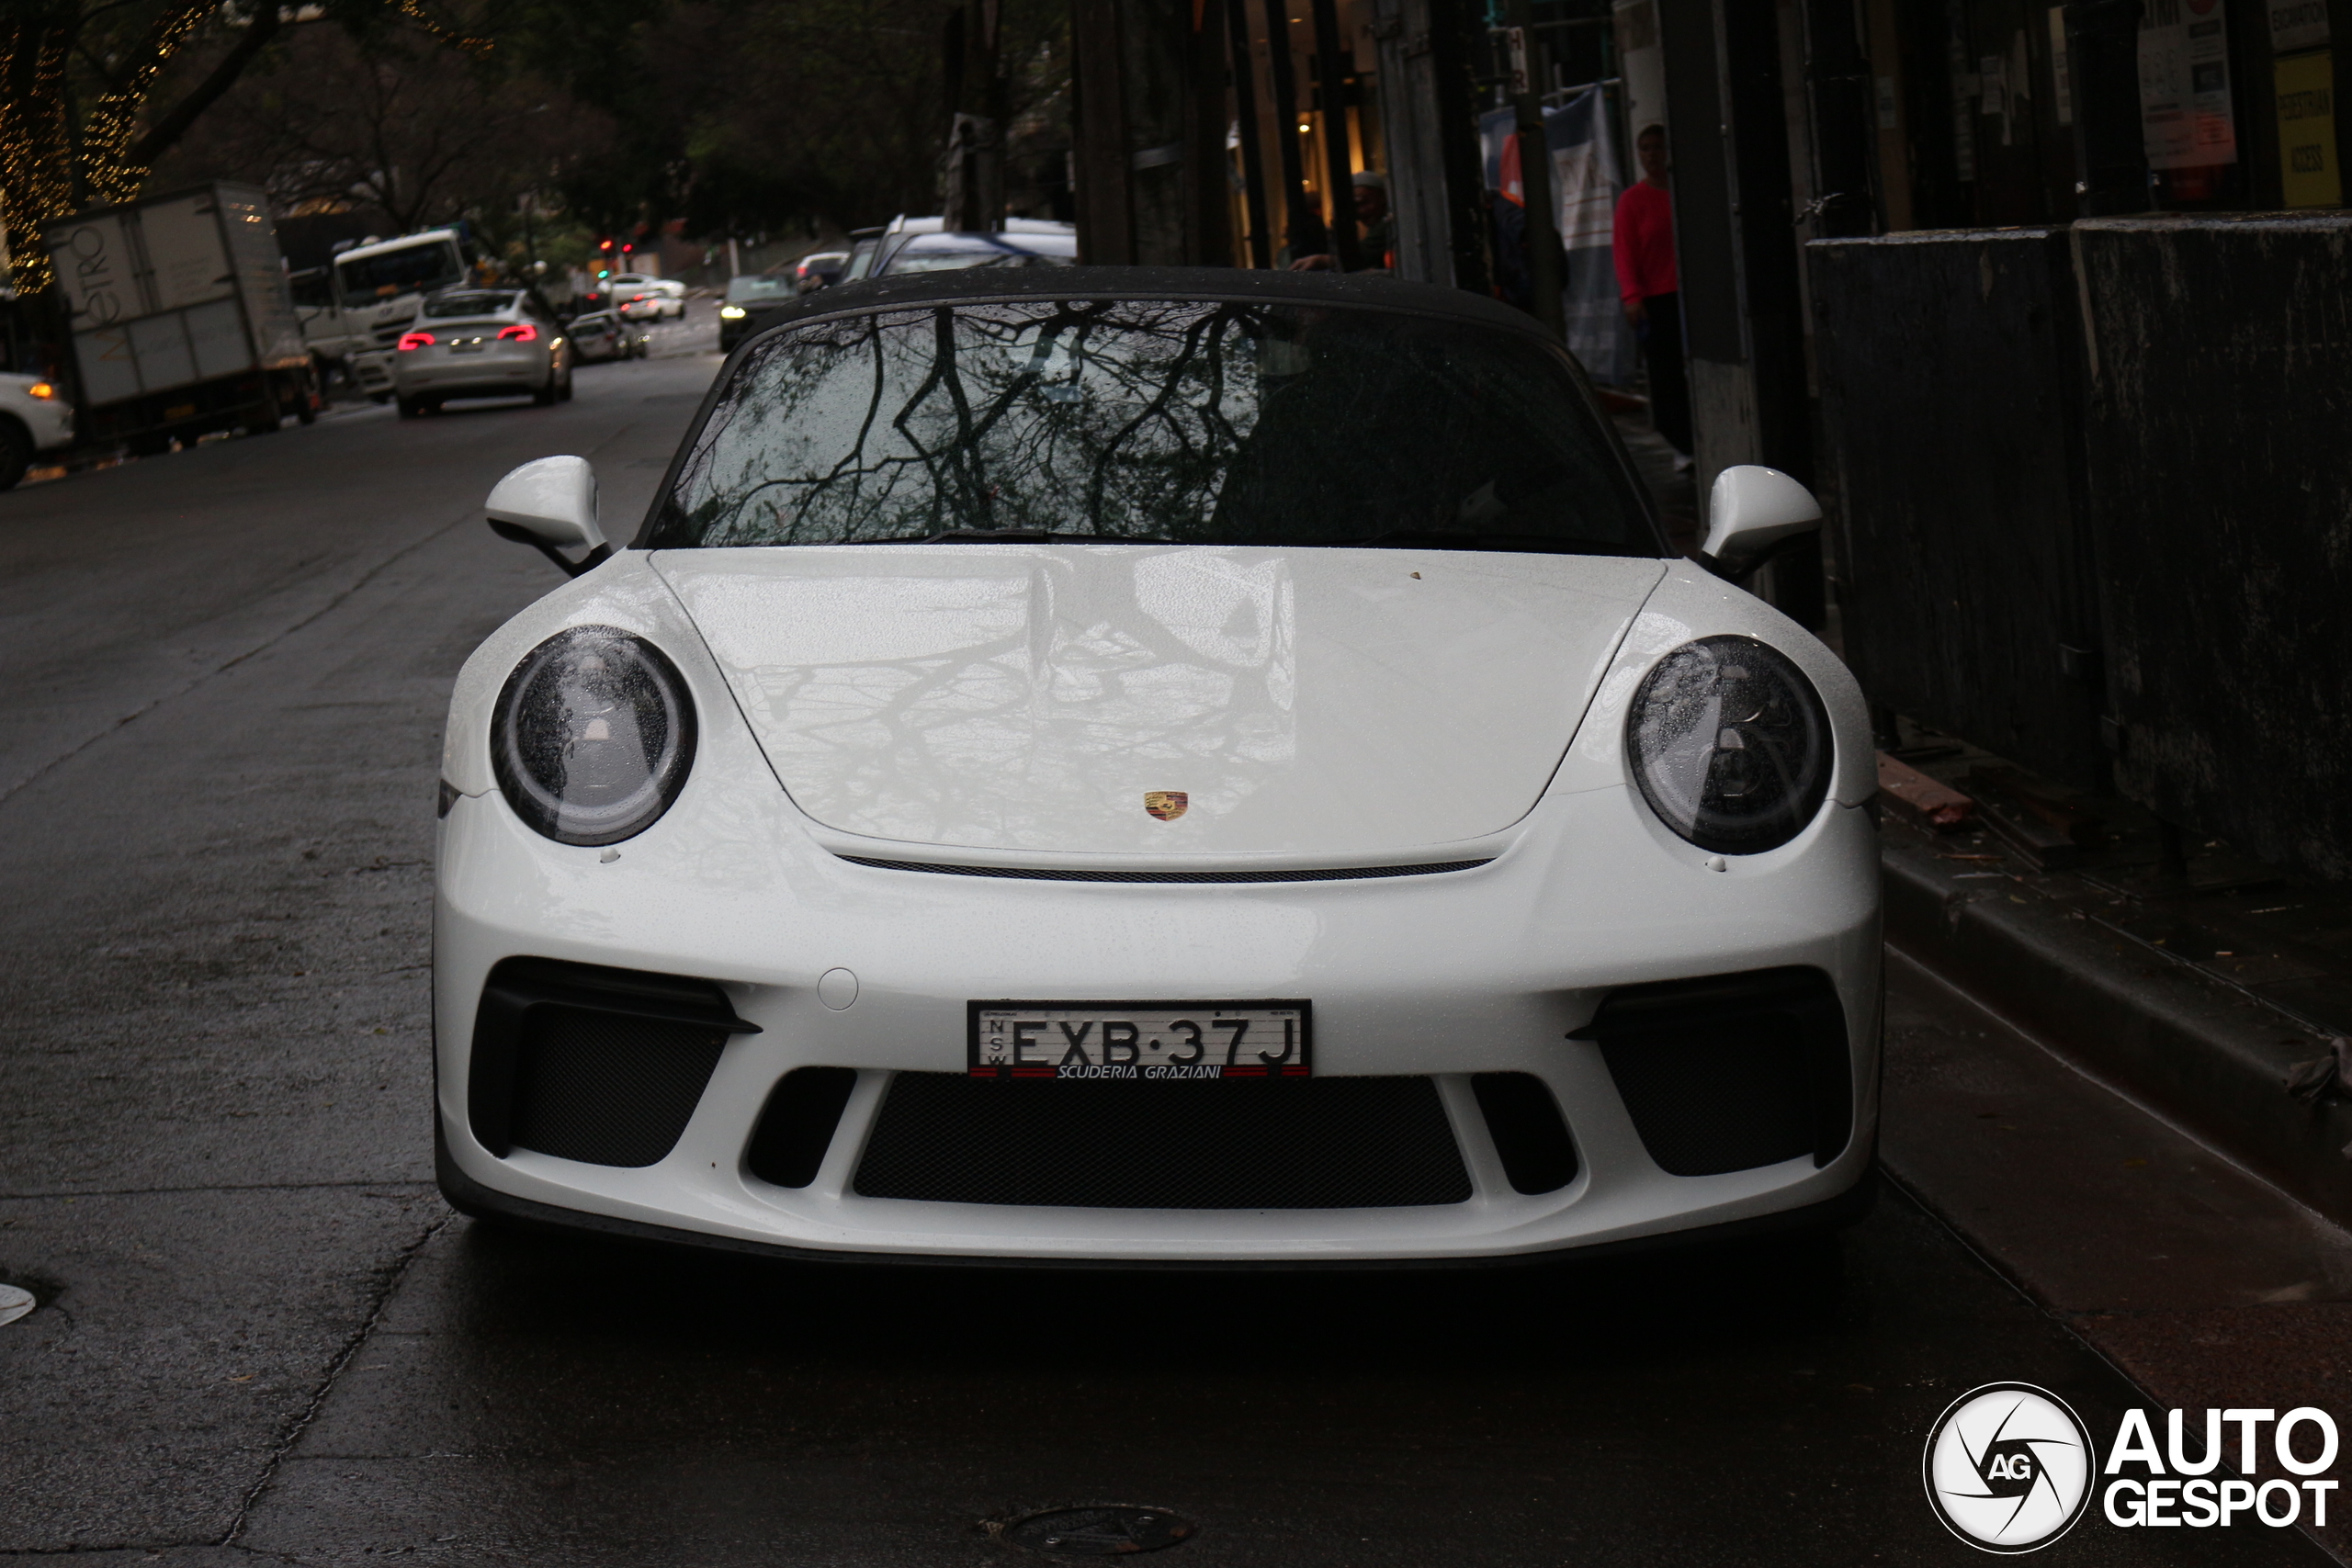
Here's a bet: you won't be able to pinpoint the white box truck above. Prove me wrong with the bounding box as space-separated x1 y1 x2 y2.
42 182 317 451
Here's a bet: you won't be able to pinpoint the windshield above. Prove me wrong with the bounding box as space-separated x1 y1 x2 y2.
727 276 799 302
423 290 517 319
336 239 464 305
649 299 1659 556
841 239 880 281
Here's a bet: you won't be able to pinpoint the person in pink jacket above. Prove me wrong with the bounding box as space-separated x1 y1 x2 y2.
1613 125 1690 466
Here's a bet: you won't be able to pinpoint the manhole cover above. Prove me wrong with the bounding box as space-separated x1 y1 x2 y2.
989 1504 1195 1557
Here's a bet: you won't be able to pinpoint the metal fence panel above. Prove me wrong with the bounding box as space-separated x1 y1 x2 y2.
1810 229 2107 788
2073 215 2352 882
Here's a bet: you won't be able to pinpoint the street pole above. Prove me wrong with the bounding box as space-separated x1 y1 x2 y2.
1503 0 1565 337
1226 0 1274 265
1308 0 1360 270
1258 0 1321 260
2064 0 2152 214
1797 0 1879 236
1070 0 1136 261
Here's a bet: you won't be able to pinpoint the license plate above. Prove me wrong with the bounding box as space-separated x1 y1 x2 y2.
450 342 484 354
968 1000 1310 1080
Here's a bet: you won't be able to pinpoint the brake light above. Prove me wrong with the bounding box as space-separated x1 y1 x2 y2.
498 322 539 343
397 331 435 351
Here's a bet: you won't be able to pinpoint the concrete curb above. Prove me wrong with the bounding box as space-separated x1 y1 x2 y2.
1881 828 2352 1224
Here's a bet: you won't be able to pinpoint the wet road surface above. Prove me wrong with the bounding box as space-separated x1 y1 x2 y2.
0 332 2334 1565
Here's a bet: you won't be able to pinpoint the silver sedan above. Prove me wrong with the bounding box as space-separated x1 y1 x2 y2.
394 290 571 417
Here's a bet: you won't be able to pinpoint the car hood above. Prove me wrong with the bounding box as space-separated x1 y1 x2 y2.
652 546 1665 858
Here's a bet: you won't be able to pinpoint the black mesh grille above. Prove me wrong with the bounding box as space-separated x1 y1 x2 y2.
744 1066 859 1188
1471 1073 1579 1194
836 855 1492 884
1588 967 1852 1178
854 1073 1472 1208
508 1008 727 1168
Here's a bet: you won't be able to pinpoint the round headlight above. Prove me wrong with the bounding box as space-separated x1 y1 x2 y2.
492 626 696 845
1627 635 1832 854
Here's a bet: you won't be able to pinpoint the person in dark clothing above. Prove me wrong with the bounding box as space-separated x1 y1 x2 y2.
1612 124 1691 466
1287 173 1396 272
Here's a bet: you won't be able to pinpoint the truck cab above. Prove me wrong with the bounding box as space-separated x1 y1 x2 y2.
334 230 470 340
329 229 472 398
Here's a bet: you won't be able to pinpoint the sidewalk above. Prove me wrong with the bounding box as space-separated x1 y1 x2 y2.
1882 947 2352 1562
1609 422 2352 1233
1878 722 2352 1226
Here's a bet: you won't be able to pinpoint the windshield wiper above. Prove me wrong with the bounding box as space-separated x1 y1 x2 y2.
840 528 1182 545
1316 528 1632 557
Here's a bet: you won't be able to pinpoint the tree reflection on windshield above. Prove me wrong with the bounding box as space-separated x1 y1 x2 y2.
650 299 1658 557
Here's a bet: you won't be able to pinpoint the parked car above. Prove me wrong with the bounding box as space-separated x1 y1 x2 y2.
865 215 1074 276
610 274 686 321
871 230 1078 276
567 310 647 364
0 371 78 491
838 228 885 284
436 267 1879 1269
717 274 801 352
392 289 571 416
795 251 849 291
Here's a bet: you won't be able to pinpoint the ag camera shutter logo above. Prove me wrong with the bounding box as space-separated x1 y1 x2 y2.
1923 1382 2095 1552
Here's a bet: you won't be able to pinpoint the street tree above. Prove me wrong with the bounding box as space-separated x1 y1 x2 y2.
0 0 487 291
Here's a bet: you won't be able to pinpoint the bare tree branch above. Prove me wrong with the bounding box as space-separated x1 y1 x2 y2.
123 0 284 169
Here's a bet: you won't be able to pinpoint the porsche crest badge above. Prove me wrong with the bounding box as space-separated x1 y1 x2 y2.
1143 790 1189 822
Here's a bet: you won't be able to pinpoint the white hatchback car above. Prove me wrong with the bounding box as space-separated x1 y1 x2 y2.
0 371 77 490
610 274 686 321
434 269 1879 1268
394 290 571 417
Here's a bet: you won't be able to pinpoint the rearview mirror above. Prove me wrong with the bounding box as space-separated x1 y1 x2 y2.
486 456 611 577
1699 465 1821 580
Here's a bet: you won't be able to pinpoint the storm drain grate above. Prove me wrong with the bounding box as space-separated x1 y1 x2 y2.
987 1505 1196 1557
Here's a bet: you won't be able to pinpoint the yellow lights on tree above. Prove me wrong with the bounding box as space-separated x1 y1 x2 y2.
0 0 491 297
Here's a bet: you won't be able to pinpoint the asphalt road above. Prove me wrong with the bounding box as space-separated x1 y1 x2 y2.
0 317 2332 1566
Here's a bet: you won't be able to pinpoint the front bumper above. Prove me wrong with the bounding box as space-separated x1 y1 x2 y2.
18 395 76 451
435 736 1883 1264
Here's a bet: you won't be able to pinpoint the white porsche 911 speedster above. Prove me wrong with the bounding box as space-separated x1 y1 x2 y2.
434 267 1880 1267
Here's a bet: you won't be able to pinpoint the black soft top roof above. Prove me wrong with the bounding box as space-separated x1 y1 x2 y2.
743 265 1554 342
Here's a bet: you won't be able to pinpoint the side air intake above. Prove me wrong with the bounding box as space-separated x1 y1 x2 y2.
1579 967 1852 1177
468 958 758 1168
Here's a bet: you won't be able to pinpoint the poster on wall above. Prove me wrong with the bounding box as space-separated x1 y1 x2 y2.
2276 49 2342 203
2140 0 2240 168
2270 0 2330 51
1547 85 1635 389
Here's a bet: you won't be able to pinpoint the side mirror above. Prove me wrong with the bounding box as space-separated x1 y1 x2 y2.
1699 465 1822 580
486 456 611 577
